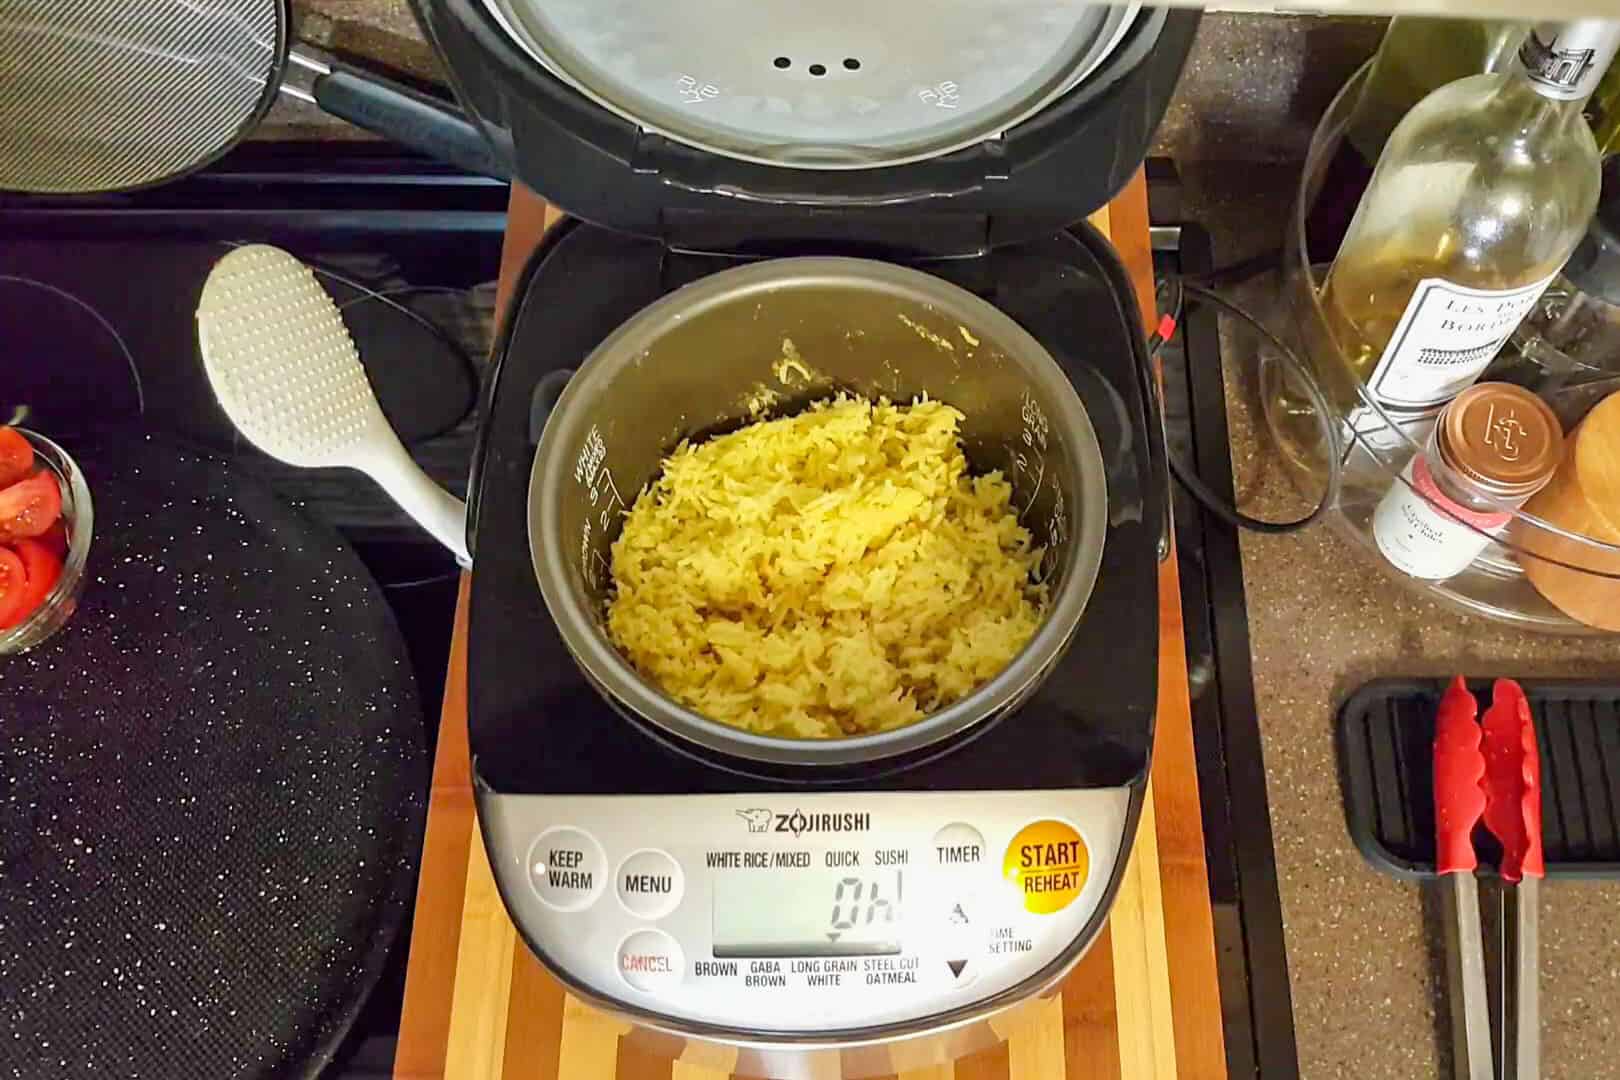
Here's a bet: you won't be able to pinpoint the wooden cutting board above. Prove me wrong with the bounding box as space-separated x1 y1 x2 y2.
391 172 1227 1080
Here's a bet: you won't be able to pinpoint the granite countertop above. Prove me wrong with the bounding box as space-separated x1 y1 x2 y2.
261 5 1620 1075
1180 161 1620 1080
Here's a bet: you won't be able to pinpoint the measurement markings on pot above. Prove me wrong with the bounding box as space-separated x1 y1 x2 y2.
1044 485 1067 581
1015 390 1067 579
574 424 626 589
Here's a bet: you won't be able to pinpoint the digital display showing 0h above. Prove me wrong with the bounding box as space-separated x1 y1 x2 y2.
712 869 904 958
828 875 896 931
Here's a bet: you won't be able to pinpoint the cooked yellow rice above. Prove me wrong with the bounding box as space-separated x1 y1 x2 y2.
605 395 1047 740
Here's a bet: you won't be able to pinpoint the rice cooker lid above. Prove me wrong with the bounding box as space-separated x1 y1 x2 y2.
421 0 1195 246
480 0 1141 170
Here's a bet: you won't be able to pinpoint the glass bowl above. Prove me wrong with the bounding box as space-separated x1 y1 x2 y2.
0 430 92 654
1261 63 1620 634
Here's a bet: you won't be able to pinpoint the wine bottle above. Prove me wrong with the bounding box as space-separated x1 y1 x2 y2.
1306 17 1524 264
1319 21 1619 424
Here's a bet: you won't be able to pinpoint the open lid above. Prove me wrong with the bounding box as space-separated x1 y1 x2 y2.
481 0 1141 170
414 0 1198 250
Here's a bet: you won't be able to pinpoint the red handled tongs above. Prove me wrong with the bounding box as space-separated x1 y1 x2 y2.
1435 677 1544 1080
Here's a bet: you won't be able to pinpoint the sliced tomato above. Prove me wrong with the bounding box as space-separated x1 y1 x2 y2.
0 546 28 628
0 471 62 541
37 519 69 560
7 538 63 627
0 428 32 489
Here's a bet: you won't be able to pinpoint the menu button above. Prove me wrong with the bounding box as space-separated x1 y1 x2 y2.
616 849 684 919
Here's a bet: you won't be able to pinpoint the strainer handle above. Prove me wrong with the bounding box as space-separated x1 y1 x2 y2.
309 64 507 181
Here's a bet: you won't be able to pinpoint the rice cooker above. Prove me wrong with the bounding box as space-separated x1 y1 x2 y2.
410 0 1195 1069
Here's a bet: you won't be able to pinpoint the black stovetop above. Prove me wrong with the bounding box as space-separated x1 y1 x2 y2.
0 143 510 1080
467 221 1162 796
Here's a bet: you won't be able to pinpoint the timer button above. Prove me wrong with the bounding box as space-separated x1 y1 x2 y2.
616 848 684 920
617 929 684 993
1003 819 1089 915
526 827 607 912
932 823 986 869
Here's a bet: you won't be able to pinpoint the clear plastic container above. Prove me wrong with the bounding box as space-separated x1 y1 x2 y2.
1264 62 1620 634
0 431 92 654
1497 160 1620 410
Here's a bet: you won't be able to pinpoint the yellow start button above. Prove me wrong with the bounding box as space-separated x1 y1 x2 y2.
1002 819 1089 914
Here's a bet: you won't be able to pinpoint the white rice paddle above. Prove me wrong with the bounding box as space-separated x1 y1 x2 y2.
196 244 470 565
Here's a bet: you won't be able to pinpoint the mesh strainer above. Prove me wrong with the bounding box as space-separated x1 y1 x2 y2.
1 0 501 193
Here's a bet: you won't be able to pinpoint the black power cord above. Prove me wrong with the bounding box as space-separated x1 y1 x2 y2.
1187 247 1282 289
1146 275 1342 534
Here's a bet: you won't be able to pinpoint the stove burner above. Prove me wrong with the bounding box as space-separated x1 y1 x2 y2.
0 274 144 429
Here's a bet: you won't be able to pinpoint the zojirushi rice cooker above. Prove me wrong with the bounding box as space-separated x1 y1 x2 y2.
410 0 1195 1066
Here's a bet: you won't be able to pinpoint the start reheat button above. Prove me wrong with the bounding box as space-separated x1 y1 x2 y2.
1003 819 1089 914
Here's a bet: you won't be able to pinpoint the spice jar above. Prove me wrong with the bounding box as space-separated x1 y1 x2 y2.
1372 383 1564 581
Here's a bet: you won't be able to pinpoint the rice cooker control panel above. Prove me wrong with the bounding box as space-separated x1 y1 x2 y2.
480 790 1130 1033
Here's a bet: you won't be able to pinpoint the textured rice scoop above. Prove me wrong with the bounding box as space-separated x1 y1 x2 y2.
606 395 1047 739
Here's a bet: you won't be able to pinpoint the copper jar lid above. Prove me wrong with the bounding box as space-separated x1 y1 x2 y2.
1436 383 1564 499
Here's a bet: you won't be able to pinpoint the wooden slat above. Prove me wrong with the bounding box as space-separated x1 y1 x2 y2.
1060 927 1121 1080
671 1039 740 1080
501 943 566 1080
494 188 563 323
1001 994 1066 1080
1109 782 1178 1079
1103 176 1160 335
392 171 1229 1080
896 1068 953 1080
444 839 518 1080
952 1039 1010 1080
670 1063 736 1080
1114 172 1230 1080
614 1035 676 1080
556 995 632 1078
395 574 476 1080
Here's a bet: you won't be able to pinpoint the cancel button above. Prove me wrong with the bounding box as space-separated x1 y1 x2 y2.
617 849 685 919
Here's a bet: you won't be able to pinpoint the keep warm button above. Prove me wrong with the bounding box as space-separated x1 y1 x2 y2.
1003 820 1089 914
526 827 606 912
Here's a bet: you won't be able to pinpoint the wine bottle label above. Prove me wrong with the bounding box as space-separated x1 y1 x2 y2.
1516 21 1620 101
1372 455 1511 581
1365 273 1556 410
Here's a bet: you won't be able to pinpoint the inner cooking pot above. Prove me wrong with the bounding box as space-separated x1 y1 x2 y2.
530 258 1107 766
